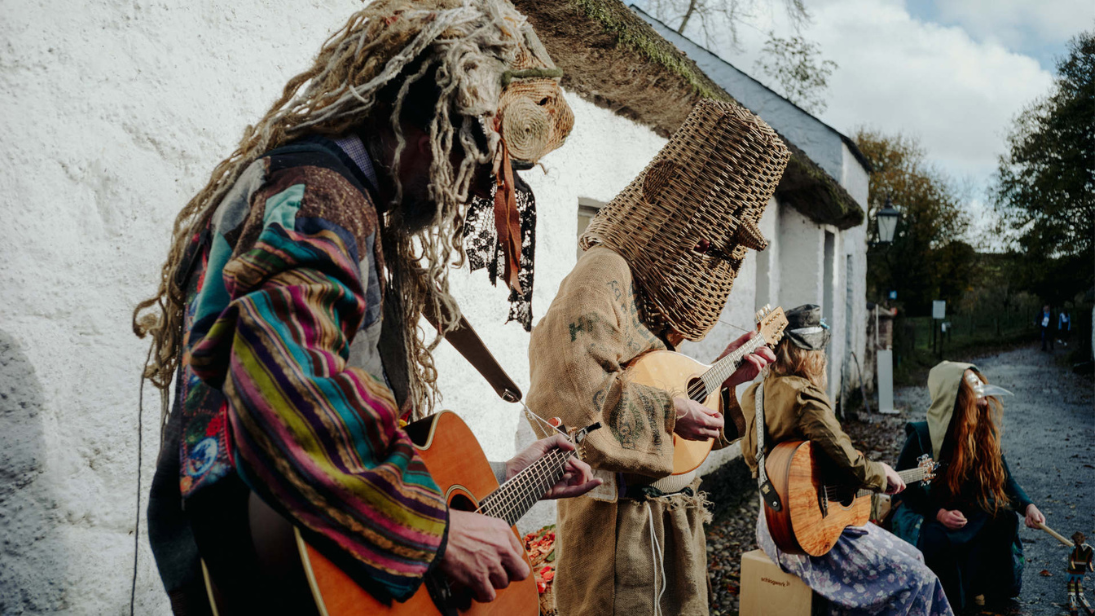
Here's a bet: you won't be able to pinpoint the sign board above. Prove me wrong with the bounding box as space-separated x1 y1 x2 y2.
888 290 897 300
932 300 946 320
877 349 897 414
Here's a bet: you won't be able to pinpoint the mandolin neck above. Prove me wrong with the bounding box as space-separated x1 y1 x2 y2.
476 448 573 527
691 335 767 401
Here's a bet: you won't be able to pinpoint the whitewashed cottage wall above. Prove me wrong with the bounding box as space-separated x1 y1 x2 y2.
0 1 676 613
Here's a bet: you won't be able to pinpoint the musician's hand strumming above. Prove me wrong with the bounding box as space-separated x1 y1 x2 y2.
717 331 776 389
674 398 724 441
441 510 530 603
506 428 603 500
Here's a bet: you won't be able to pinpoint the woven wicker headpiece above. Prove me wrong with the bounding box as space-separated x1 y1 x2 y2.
580 100 790 340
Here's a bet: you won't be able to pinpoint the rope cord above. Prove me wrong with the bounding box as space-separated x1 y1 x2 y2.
130 344 154 616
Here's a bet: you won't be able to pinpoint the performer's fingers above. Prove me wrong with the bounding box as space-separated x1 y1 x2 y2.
500 538 530 581
549 477 603 498
548 434 576 451
470 570 497 603
566 457 595 484
486 561 511 592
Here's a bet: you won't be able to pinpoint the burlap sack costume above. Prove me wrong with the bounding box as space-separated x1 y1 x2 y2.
527 101 789 615
527 247 718 616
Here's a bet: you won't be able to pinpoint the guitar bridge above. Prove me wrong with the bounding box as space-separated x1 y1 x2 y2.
818 487 829 518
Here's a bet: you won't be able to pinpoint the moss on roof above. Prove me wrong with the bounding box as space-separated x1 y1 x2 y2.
513 0 864 230
564 0 731 102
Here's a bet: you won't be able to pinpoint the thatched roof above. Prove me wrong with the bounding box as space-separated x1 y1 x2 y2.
514 0 864 230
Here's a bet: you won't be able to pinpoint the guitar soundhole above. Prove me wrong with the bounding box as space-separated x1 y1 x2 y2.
449 492 477 512
829 488 856 508
687 377 707 402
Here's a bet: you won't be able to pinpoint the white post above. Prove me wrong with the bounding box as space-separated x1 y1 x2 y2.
877 349 897 414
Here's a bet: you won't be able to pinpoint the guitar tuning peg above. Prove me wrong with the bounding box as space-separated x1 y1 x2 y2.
765 303 771 312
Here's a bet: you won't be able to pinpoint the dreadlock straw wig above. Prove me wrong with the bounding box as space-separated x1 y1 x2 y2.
133 0 571 422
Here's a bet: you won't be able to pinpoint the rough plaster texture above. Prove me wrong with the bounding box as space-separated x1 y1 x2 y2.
0 1 865 612
0 0 667 606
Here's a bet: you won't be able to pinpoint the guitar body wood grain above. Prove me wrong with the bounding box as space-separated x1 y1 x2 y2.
301 410 538 616
764 441 870 557
624 350 719 475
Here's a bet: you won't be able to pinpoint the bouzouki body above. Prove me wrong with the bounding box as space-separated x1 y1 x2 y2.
626 350 720 475
624 306 789 475
763 440 936 557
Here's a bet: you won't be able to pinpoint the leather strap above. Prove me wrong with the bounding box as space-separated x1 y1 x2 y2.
755 382 782 511
423 297 523 403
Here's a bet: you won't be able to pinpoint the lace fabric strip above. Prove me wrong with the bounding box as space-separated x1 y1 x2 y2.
463 171 536 330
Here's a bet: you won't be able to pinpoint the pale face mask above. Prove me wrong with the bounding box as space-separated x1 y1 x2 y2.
965 371 1013 401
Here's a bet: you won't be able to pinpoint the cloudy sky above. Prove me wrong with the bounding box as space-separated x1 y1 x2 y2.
632 0 1091 240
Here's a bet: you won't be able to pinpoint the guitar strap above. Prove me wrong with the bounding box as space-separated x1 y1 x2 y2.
754 382 782 512
422 296 524 403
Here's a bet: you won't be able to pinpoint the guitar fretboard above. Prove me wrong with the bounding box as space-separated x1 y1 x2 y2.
477 447 572 527
851 466 932 498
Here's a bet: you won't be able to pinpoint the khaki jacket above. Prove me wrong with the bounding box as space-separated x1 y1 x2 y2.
740 373 886 491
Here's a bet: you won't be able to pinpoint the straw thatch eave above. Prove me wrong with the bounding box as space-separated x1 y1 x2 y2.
514 0 864 231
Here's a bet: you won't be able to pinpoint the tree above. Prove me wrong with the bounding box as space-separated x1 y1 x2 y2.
641 0 837 116
753 33 837 114
990 30 1094 304
855 129 973 314
644 0 808 47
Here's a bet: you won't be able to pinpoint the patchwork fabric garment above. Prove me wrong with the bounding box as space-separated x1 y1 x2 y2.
527 247 731 616
153 135 447 603
756 511 952 616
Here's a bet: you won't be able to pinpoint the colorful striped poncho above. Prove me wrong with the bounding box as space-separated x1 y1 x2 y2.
173 136 447 602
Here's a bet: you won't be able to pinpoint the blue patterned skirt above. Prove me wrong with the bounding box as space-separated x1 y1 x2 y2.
756 509 953 615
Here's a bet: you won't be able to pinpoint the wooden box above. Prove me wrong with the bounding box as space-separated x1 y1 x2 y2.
739 549 815 616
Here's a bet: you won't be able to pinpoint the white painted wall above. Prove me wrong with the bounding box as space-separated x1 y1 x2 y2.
0 1 671 611
0 1 871 613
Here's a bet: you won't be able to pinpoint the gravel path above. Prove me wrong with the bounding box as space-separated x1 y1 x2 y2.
706 344 1094 615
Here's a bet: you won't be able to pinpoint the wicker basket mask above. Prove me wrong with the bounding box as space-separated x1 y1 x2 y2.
580 99 790 341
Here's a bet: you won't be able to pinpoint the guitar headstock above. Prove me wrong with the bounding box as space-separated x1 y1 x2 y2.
916 454 939 485
754 305 789 348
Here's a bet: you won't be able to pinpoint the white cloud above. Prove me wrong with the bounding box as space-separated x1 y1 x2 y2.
932 0 1092 50
674 0 1055 224
810 0 1054 181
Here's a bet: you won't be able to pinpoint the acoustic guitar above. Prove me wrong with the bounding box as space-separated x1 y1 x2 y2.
203 410 599 616
625 305 788 475
763 440 937 556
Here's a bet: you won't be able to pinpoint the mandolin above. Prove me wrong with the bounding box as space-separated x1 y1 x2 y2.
204 410 598 616
763 440 937 556
625 305 788 475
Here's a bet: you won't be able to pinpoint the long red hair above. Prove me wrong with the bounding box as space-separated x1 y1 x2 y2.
940 371 1009 514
